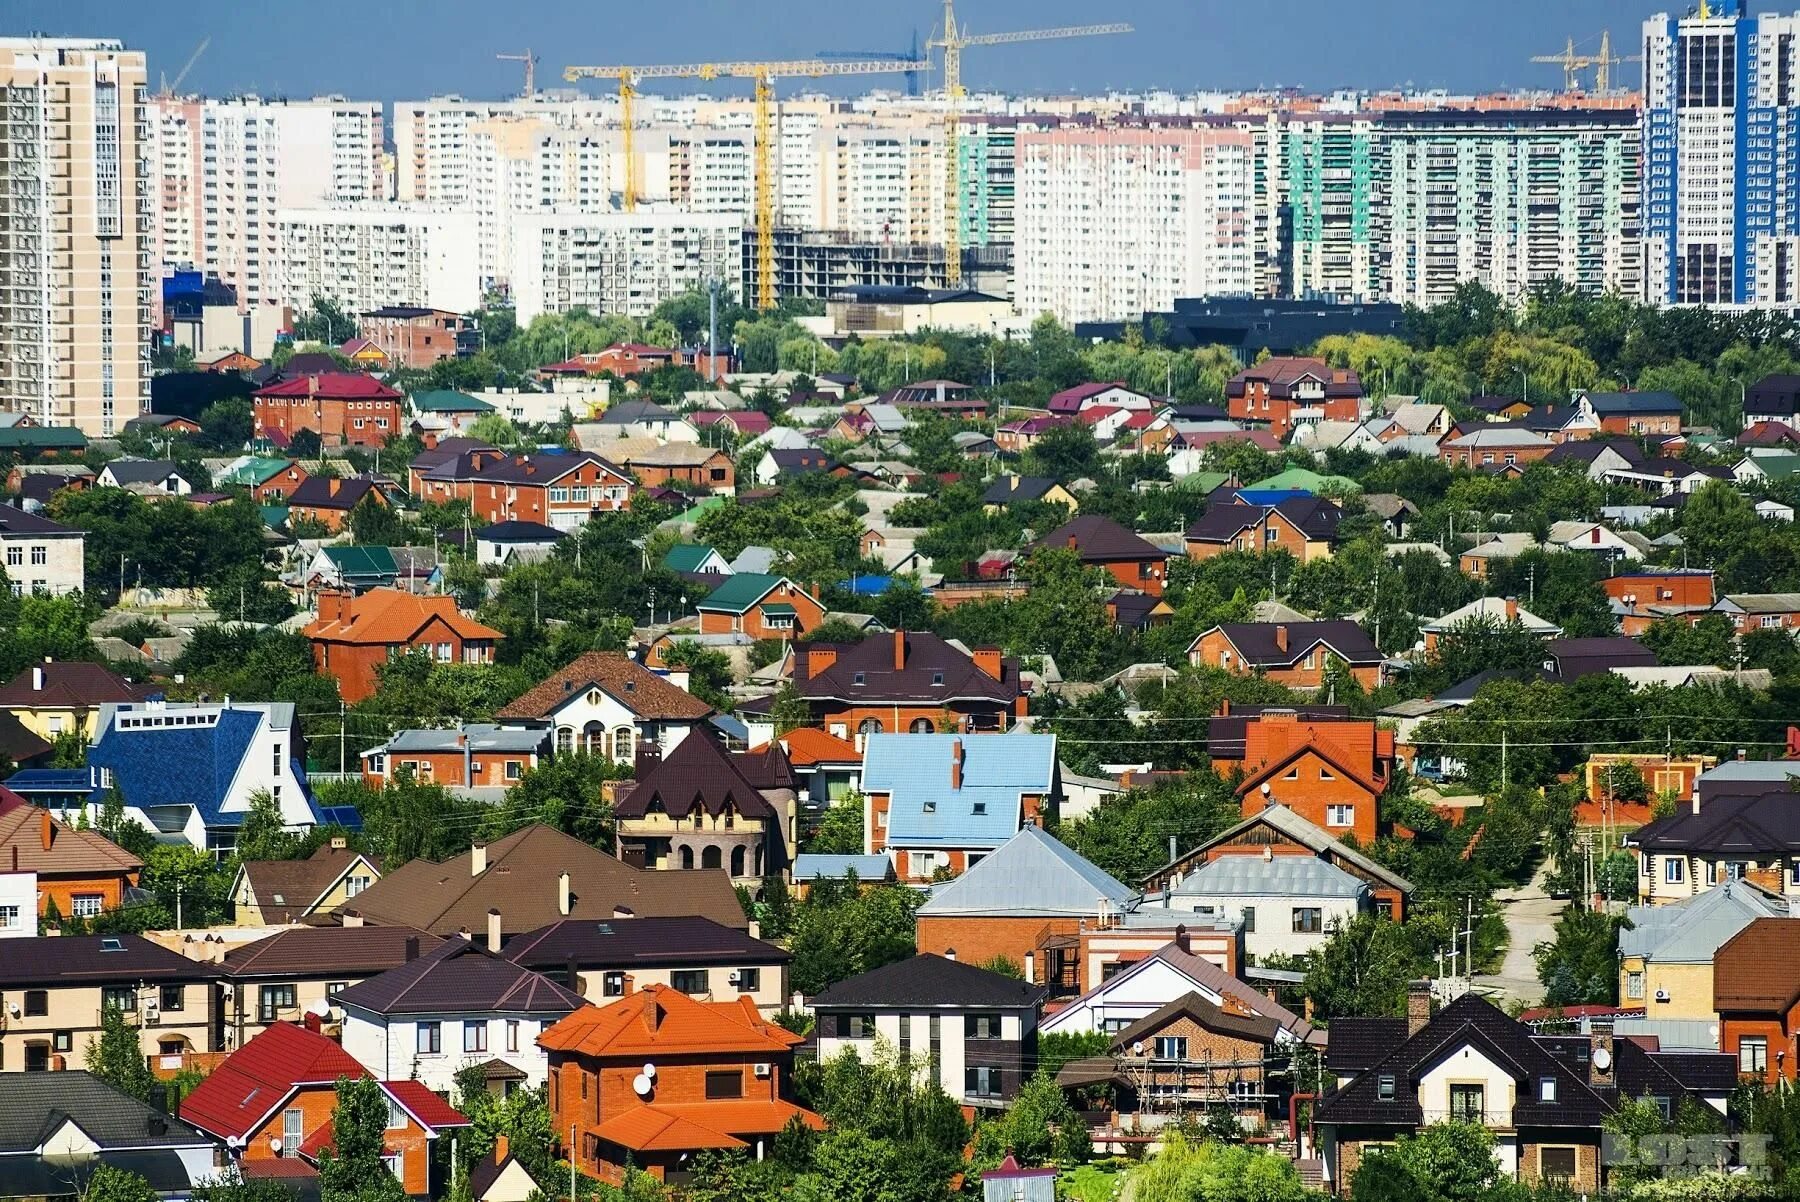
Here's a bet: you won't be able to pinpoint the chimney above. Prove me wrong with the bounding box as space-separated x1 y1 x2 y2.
342 910 363 928
471 843 487 876
31 665 44 691
40 809 52 852
10 846 16 872
943 947 956 962
404 936 420 962
486 908 503 952
972 647 1003 681
1067 534 1078 549
1174 924 1191 955
808 646 838 677
558 871 572 916
642 991 661 1034
810 583 820 603
1589 1015 1616 1087
1504 596 1519 622
622 973 635 994
893 630 906 670
951 739 964 790
317 589 351 626
1406 979 1433 1037
1274 625 1289 653
494 1135 510 1164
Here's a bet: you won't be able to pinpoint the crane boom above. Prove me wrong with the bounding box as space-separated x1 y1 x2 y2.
960 23 1134 48
160 36 210 98
496 50 537 100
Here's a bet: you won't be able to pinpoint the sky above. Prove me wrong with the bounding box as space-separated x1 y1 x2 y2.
8 1 1790 102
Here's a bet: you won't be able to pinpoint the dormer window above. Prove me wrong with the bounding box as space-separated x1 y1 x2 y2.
1377 1074 1396 1101
932 672 944 687
1539 1076 1557 1102
973 803 987 815
853 673 865 686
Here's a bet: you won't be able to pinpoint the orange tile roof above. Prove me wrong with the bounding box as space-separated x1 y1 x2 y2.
592 1100 823 1153
539 985 803 1059
750 727 863 766
302 588 502 646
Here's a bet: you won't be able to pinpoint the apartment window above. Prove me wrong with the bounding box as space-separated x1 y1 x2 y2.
1664 859 1684 884
416 1021 442 1055
705 1070 744 1099
1449 1083 1485 1123
103 986 136 1014
159 985 184 1012
0 906 18 931
29 546 46 566
1377 1074 1396 1101
735 968 760 993
602 972 625 997
384 1153 403 1184
23 991 48 1017
965 1066 1002 1098
1292 908 1323 934
549 487 569 503
967 1013 1002 1039
1741 1036 1769 1074
4 547 19 567
463 1021 487 1053
259 984 297 1021
1540 1147 1577 1183
671 970 708 995
1154 1036 1188 1060
1326 804 1355 828
1539 1076 1558 1102
71 895 104 919
506 1020 520 1053
385 1097 407 1131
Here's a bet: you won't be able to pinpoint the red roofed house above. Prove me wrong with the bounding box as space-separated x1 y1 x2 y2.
1047 381 1157 415
180 1021 469 1196
254 373 404 449
1715 918 1800 1085
1225 357 1362 439
540 344 733 383
1229 709 1396 845
542 984 823 1186
995 414 1070 454
304 588 503 703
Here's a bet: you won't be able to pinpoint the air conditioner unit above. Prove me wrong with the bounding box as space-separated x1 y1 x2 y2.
754 1062 772 1078
727 972 740 986
1654 989 1670 1002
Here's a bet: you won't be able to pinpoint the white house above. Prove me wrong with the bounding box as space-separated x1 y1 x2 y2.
96 460 195 495
1757 499 1796 522
335 935 586 1093
1143 854 1371 961
0 506 85 597
0 871 37 937
1547 521 1645 562
493 651 714 761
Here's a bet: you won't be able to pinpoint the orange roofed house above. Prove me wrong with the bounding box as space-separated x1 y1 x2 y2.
543 984 823 1186
1225 357 1362 439
0 804 143 922
304 588 503 703
180 1021 469 1196
1222 707 1397 845
253 373 404 449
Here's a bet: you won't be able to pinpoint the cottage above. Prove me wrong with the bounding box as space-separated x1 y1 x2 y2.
495 651 714 761
304 589 503 703
231 840 381 925
612 732 795 884
505 916 791 1013
1187 621 1384 691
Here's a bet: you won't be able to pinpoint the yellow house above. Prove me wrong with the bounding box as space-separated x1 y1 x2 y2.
1618 881 1785 1021
0 661 154 742
229 840 382 925
981 475 1079 516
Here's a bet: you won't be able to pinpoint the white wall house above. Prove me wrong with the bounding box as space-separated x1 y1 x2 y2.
1146 854 1370 962
0 871 38 937
0 508 85 597
1039 939 1314 1046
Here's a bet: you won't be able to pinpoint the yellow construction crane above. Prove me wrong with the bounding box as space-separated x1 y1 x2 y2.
930 1 1132 283
496 49 538 100
1531 30 1640 93
563 57 927 309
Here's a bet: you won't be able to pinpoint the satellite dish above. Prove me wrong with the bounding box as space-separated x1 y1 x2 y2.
633 1074 652 1097
1260 782 1272 796
1592 1046 1612 1072
1132 1041 1144 1055
642 1062 657 1078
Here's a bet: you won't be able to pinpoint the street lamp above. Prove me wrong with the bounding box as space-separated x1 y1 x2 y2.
1517 368 1529 407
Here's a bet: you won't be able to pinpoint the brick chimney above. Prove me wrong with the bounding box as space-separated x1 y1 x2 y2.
892 630 907 670
1406 979 1433 1037
486 907 502 952
1589 1015 1616 1087
495 1135 510 1164
972 647 1003 681
471 843 487 876
40 810 52 852
951 739 964 790
1274 625 1289 653
1174 924 1191 955
558 871 572 916
642 991 661 1034
317 589 352 626
808 646 838 677
404 936 420 962
1504 597 1519 622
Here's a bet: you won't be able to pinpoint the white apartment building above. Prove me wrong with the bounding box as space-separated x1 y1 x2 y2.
0 506 85 597
0 39 151 436
274 204 480 316
1016 123 1255 325
510 210 743 323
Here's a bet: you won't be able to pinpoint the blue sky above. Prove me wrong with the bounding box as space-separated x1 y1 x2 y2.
11 1 1786 101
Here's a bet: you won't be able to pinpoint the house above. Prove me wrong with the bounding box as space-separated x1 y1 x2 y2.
180 1021 469 1196
1027 515 1170 596
304 588 503 703
1188 620 1385 691
7 463 96 507
688 410 771 440
813 954 1046 1108
1714 917 1800 1084
953 431 999 458
1619 882 1786 1024
336 935 586 1093
0 806 141 924
1439 426 1555 468
542 345 688 382
0 715 52 772
1314 991 1734 1194
340 338 391 369
253 373 404 449
1108 590 1175 631
340 824 746 938
0 662 155 742
0 935 217 1073
1544 636 1658 681
1148 854 1370 960
1226 357 1363 439
1626 790 1800 905
1602 569 1716 635
1712 592 1800 635
1419 597 1561 654
790 853 896 897
795 631 1027 740
1148 802 1411 920
1582 390 1684 436
299 545 401 594
1545 437 1645 481
994 414 1071 453
1694 759 1800 806
231 840 381 926
361 308 471 370
1583 753 1715 811
96 460 195 495
863 733 1059 884
0 1073 215 1200
1291 419 1386 459
661 544 732 578
1468 394 1535 420
0 506 84 597
1227 711 1396 844
494 651 714 761
1047 382 1157 416
609 442 735 494
980 475 1078 514
499 919 788 1027
216 924 446 1049
361 725 551 792
475 521 564 566
747 727 863 809
695 574 825 640
753 447 832 485
1744 373 1800 427
612 731 795 884
408 390 495 438
1603 459 1731 496
1518 402 1601 442
541 984 823 1186
411 449 633 529
1183 498 1341 563
285 476 389 533
1362 494 1419 539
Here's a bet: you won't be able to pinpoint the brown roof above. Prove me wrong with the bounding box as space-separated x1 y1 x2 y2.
338 823 746 936
332 938 586 1015
221 924 446 979
1714 917 1800 1013
496 652 713 722
616 732 781 820
236 844 380 923
0 662 153 709
0 806 141 877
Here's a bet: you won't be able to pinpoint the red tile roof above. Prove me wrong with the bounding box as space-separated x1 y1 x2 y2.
180 1022 370 1141
384 1079 471 1130
303 589 502 646
539 984 803 1059
254 373 402 401
751 727 862 766
593 1100 822 1153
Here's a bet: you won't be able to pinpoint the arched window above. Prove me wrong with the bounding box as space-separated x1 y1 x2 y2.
612 726 635 763
909 718 935 733
730 846 746 877
581 722 605 756
722 804 735 830
754 845 764 877
555 727 574 755
701 846 723 871
679 845 694 870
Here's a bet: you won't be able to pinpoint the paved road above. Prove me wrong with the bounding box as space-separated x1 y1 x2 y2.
1471 859 1566 1007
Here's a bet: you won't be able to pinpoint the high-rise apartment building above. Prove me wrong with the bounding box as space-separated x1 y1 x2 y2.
274 205 480 317
1283 115 1381 302
510 211 742 324
1643 3 1800 305
0 39 151 436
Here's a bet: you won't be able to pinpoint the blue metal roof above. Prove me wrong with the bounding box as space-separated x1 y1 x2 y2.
837 575 893 595
1232 488 1314 506
87 709 322 829
792 853 895 882
863 733 1057 849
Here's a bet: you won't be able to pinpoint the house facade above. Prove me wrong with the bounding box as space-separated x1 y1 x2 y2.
361 725 551 790
0 507 85 597
1184 498 1340 563
694 574 826 640
230 840 382 926
796 632 1028 741
217 925 446 1050
611 733 795 884
1714 917 1800 1085
504 916 790 1014
253 373 404 448
1188 621 1385 691
1226 358 1362 439
494 652 714 761
304 589 503 703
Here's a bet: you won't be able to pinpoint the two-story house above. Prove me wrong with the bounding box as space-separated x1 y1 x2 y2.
285 476 393 534
304 589 503 704
694 574 826 641
411 449 633 530
360 725 551 792
1226 358 1362 439
1188 621 1385 692
542 984 823 1186
1582 390 1684 437
611 732 795 884
0 662 155 743
504 916 790 1013
1618 882 1785 1022
812 954 1046 1108
1027 515 1171 596
795 632 1028 742
0 805 143 924
1184 497 1342 564
229 840 383 925
253 373 404 449
494 652 714 762
862 733 1059 884
1626 790 1800 905
0 506 85 597
1715 917 1800 1085
217 924 445 1050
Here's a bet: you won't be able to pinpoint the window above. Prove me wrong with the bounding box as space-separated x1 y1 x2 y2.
1377 1074 1396 1101
735 968 760 992
845 1013 878 1039
1540 1147 1577 1183
71 894 103 918
328 982 348 997
1539 1076 1558 1102
259 984 297 1022
1154 1036 1187 1060
1449 1083 1485 1123
506 760 523 781
1727 862 1749 881
383 1153 403 1184
602 972 625 997
416 1021 442 1055
159 985 184 1012
3 546 17 566
52 1031 71 1052
103 986 136 1013
1741 1036 1769 1074
1326 804 1354 828
965 1066 1002 1098
1241 906 1256 933
346 875 371 897
386 1098 407 1130
967 1013 1002 1039
463 1021 487 1053
705 1070 744 1099
283 1109 304 1155
506 1019 520 1053
1664 859 1685 884
671 970 708 995
0 905 18 930
1626 971 1645 1000
1292 908 1323 934
30 546 46 566
23 991 47 1017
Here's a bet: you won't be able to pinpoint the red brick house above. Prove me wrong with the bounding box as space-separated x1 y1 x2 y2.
1585 391 1684 437
796 632 1027 740
1715 917 1800 1085
0 805 143 922
358 307 470 370
362 724 551 789
542 984 823 1186
304 589 503 703
1225 710 1396 844
254 373 404 449
1602 569 1716 635
286 477 390 534
1184 498 1341 564
411 448 632 528
1225 357 1362 439
694 574 825 640
1188 620 1385 691
1028 514 1171 596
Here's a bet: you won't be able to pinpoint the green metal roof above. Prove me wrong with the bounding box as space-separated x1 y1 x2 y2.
410 390 495 414
218 457 294 487
695 572 786 615
0 426 86 450
662 543 722 573
1174 470 1232 494
260 504 290 529
674 496 728 523
1247 466 1362 494
1750 452 1800 480
322 545 398 579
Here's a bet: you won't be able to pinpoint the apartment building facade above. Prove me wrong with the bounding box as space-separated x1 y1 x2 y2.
273 204 481 316
510 211 742 323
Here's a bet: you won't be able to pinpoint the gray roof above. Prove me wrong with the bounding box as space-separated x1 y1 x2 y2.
1718 593 1800 614
1620 882 1789 964
1613 1017 1721 1052
366 724 548 757
1154 803 1412 894
1697 760 1800 788
917 824 1135 918
0 1071 209 1152
729 545 778 574
1170 854 1368 899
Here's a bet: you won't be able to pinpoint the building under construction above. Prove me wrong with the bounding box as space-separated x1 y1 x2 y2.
742 227 1010 303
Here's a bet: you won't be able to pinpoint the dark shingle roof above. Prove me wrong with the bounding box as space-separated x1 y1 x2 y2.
1185 497 1342 544
1111 990 1281 1049
1630 791 1800 861
0 934 213 987
1586 391 1683 415
981 476 1063 506
0 662 154 709
332 938 586 1016
811 953 1046 1009
0 1071 209 1151
1029 514 1167 563
1546 636 1658 679
1323 1016 1409 1072
1204 621 1382 668
615 730 785 820
237 844 374 922
504 916 790 970
795 631 1022 705
222 925 445 978
288 476 380 511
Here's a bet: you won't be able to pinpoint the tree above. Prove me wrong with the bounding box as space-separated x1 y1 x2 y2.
804 800 864 856
1352 1123 1503 1202
788 877 923 995
1535 906 1623 1007
1641 614 1736 669
1131 1132 1312 1202
487 752 622 848
660 639 735 710
973 1071 1090 1168
88 1003 158 1103
234 789 303 862
1303 913 1433 1021
190 1167 306 1202
317 1077 407 1202
79 1167 160 1202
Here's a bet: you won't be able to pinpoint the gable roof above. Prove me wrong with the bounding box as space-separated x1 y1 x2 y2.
236 844 379 923
0 662 154 710
752 727 862 767
980 476 1067 506
411 390 495 414
318 545 398 581
695 573 806 616
863 733 1057 848
288 476 382 511
813 953 1047 1009
222 925 446 979
917 824 1134 918
538 983 803 1059
1714 917 1800 1012
1197 620 1383 668
0 1072 209 1153
1629 790 1800 859
303 588 502 646
615 731 781 820
1174 853 1367 899
0 806 141 878
795 631 1022 706
1055 939 1317 1043
1620 882 1787 966
1028 514 1166 562
333 938 586 1016
1149 803 1411 895
662 544 725 574
180 1022 368 1141
505 916 789 971
1184 497 1342 544
1586 390 1683 415
496 652 713 722
1420 597 1561 636
1110 989 1282 1048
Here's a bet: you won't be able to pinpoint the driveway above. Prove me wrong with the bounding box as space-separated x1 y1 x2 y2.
1471 860 1566 1007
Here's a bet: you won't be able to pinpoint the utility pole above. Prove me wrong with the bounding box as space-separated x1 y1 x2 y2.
1501 729 1508 791
339 701 347 775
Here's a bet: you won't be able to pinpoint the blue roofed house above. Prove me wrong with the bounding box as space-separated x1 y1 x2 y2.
863 733 1060 885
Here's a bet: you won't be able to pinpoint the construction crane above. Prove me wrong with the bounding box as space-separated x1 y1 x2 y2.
157 36 210 99
817 31 928 95
1531 30 1640 93
563 57 930 309
497 49 538 100
929 1 1132 283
